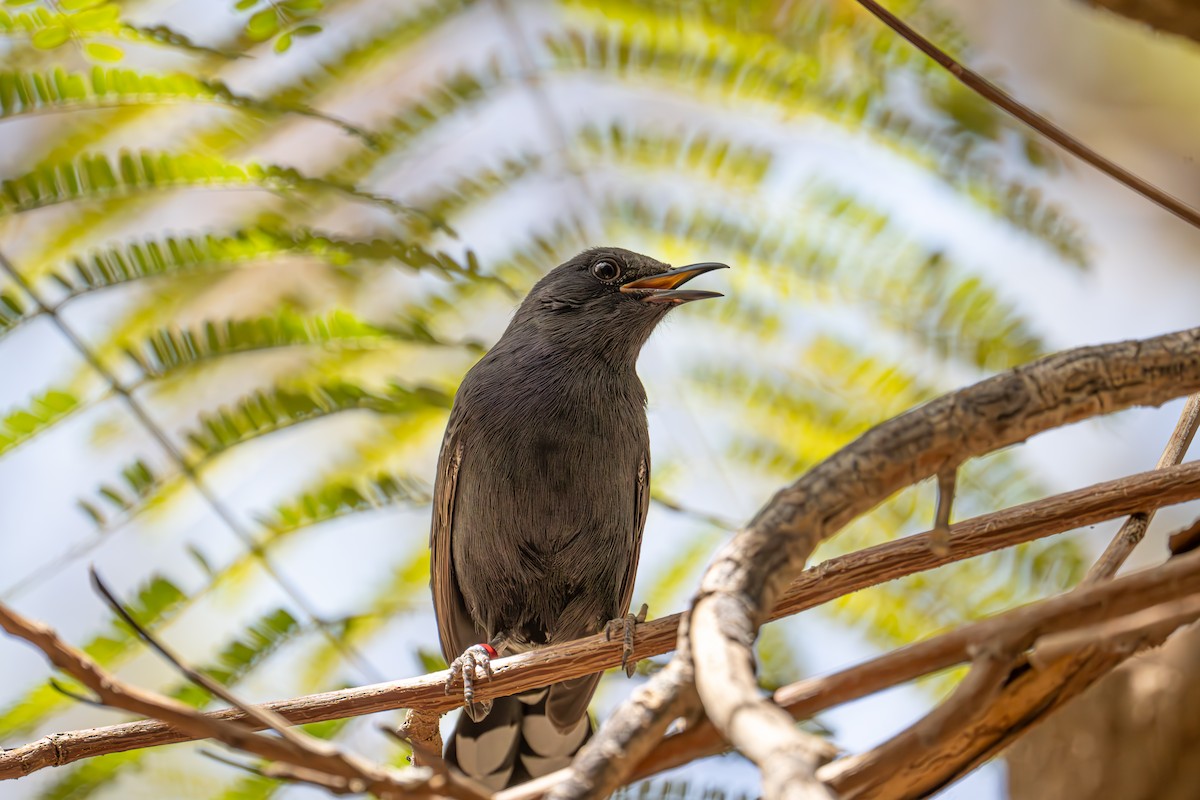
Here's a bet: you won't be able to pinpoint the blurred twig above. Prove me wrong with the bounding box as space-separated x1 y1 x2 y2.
854 0 1200 231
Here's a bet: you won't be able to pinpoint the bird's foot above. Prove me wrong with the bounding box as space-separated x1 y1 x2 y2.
606 603 648 677
445 643 497 713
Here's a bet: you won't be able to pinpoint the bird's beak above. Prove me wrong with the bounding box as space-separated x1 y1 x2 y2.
619 262 728 304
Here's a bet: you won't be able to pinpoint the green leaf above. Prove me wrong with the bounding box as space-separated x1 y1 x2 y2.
69 3 119 32
0 150 423 219
0 286 31 339
31 24 69 48
0 389 80 457
82 41 123 61
256 470 430 537
59 0 106 11
42 226 470 303
272 31 291 53
246 8 279 40
182 381 451 460
235 0 258 10
124 310 434 380
75 457 163 526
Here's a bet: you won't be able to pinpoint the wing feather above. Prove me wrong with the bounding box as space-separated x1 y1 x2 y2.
430 416 484 660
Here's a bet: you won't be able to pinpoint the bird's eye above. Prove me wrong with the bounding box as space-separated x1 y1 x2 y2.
591 260 621 282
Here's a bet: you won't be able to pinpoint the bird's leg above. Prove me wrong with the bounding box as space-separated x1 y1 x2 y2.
445 639 501 719
606 603 648 678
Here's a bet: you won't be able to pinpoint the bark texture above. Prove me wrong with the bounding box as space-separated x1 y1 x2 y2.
1008 623 1200 800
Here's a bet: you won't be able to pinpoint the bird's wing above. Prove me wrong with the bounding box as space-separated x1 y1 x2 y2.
430 418 484 660
618 451 651 617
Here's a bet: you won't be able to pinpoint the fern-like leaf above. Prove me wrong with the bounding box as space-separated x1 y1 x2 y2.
577 122 773 187
0 68 371 142
0 150 426 221
124 310 431 380
0 285 31 338
0 389 80 457
257 470 430 537
0 574 186 738
183 381 452 460
40 226 473 307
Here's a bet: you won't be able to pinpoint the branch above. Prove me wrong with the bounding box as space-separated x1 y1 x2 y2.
0 579 484 800
817 549 1200 796
8 457 1200 780
1084 394 1200 581
504 548 1200 800
840 394 1200 798
853 0 1200 231
678 327 1200 800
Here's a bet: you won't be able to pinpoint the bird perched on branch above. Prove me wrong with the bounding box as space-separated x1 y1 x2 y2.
430 247 726 789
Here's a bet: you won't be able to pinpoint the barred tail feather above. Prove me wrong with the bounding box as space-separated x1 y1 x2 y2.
447 686 593 789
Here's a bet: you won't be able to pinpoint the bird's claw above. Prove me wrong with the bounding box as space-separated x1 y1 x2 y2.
445 643 497 706
606 603 648 677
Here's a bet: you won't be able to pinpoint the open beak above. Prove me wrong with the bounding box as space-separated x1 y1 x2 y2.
619 262 728 305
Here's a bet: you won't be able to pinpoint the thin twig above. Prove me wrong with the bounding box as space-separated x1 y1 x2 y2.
853 0 1200 230
0 585 486 800
1085 394 1200 582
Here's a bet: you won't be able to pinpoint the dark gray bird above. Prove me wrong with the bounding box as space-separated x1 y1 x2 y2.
429 247 725 789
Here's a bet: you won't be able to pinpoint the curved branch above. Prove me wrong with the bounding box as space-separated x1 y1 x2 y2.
687 326 1200 799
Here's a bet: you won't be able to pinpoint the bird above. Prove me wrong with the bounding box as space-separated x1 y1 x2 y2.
429 246 726 790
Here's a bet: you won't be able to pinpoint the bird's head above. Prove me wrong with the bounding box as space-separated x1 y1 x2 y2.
509 247 727 360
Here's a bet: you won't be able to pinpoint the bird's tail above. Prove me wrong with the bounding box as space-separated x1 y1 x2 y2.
446 678 596 790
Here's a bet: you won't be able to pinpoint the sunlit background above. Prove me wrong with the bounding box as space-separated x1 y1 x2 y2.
2 1 1199 798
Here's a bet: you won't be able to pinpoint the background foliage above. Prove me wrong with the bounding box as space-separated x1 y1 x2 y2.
0 0 1098 797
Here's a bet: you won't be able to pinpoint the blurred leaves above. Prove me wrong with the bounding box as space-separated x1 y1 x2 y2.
0 389 79 457
0 574 186 738
0 0 1097 792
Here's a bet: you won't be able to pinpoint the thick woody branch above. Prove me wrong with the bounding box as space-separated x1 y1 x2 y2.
846 394 1200 798
688 327 1200 799
7 457 1200 781
818 549 1200 796
503 547 1200 800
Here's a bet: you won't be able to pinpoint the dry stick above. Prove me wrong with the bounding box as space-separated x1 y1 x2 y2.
815 549 1200 795
829 393 1200 797
89 570 423 796
1028 595 1200 668
0 598 480 800
7 457 1200 781
835 395 1200 800
499 548 1200 800
821 650 1014 798
853 0 1200 230
1085 394 1200 582
681 328 1200 800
